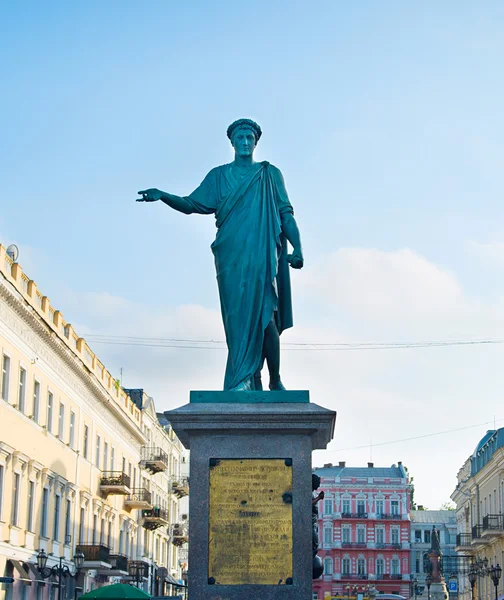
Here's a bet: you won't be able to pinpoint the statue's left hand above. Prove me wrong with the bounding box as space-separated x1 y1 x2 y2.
136 188 163 202
287 250 304 269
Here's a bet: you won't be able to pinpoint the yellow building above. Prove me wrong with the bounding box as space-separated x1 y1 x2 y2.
0 244 188 600
451 429 504 600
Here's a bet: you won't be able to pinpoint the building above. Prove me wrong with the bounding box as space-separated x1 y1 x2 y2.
451 429 504 600
0 243 188 600
410 510 458 598
313 461 412 600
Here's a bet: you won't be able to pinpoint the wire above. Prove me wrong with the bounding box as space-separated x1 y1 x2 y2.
83 333 504 351
328 418 504 452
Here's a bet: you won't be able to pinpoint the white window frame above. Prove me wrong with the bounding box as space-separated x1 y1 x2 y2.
1 353 11 401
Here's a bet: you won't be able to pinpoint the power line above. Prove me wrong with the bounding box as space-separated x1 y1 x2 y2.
83 333 504 351
329 417 504 452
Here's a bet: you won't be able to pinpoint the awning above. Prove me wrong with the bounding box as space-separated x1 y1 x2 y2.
164 575 186 587
9 561 32 585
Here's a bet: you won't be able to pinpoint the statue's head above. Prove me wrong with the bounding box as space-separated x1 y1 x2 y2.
312 473 321 491
227 118 262 158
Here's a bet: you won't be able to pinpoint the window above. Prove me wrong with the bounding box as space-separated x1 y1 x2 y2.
424 530 431 545
32 381 40 421
342 499 351 514
391 558 400 575
95 435 101 468
18 368 26 412
324 557 333 575
376 558 384 576
83 425 89 459
122 456 126 474
92 514 97 544
415 529 422 543
342 527 351 543
415 551 421 573
391 500 400 515
1 355 10 400
27 481 35 531
53 495 61 541
324 499 333 515
357 558 366 575
11 473 20 526
69 412 76 448
65 499 71 544
100 518 105 544
107 520 112 548
376 527 384 545
110 447 115 471
376 499 384 515
342 558 351 575
47 392 53 432
391 528 400 544
58 403 65 439
79 508 85 543
357 499 366 515
324 526 333 545
357 527 365 544
40 488 49 537
103 443 108 472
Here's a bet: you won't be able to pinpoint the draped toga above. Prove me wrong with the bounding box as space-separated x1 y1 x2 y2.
184 161 294 390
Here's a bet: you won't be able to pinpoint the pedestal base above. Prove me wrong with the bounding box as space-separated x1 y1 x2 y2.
429 581 449 600
165 391 336 600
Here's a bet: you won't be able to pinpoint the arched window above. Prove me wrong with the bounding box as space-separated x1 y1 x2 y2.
376 558 384 576
357 557 366 575
324 557 333 575
342 556 351 575
391 557 400 575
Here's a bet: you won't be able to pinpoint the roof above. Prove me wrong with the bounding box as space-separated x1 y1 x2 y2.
410 510 456 524
471 428 504 476
313 465 406 479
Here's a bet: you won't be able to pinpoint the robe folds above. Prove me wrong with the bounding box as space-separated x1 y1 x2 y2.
185 161 294 390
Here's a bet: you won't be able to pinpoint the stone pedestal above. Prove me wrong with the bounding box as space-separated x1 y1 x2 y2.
165 391 336 600
429 581 449 600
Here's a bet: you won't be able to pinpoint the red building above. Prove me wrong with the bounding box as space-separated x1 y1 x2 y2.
313 461 412 600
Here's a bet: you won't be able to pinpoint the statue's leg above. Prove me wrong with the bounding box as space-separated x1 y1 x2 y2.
263 315 285 390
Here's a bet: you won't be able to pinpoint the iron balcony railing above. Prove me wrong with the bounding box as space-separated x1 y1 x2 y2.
109 554 128 572
472 525 484 539
125 488 152 504
376 543 402 550
140 446 169 464
456 533 472 546
100 471 131 488
341 574 369 580
76 543 110 562
342 513 369 519
342 543 367 549
376 513 402 520
377 574 403 580
142 507 169 520
483 514 504 531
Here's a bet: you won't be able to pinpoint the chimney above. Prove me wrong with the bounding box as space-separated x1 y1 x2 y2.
338 461 346 467
323 463 333 468
368 462 374 468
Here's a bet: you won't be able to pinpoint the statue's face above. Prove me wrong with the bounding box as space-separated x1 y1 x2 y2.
231 128 257 158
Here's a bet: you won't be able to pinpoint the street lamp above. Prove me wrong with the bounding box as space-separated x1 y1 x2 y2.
425 573 432 600
128 562 146 588
37 550 84 600
468 566 478 600
489 564 502 600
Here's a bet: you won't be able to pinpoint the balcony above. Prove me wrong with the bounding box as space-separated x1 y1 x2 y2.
140 446 168 474
471 525 490 546
98 554 129 577
376 513 402 520
342 543 367 549
142 507 169 530
100 471 131 495
342 513 369 519
124 488 153 510
377 574 403 580
482 514 504 538
76 544 111 568
171 523 189 547
340 573 369 580
171 477 189 499
376 543 403 550
455 533 473 552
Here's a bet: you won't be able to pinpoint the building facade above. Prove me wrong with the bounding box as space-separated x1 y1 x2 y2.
451 429 504 600
410 510 458 598
313 461 412 600
0 244 188 600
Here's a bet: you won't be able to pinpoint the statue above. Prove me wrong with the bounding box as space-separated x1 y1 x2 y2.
137 119 304 392
312 474 324 579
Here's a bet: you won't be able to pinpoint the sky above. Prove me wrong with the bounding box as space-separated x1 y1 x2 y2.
2 1 504 510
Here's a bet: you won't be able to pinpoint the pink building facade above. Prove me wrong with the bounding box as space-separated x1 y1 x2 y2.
313 461 412 600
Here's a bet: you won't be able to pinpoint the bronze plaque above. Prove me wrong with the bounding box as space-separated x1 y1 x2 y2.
208 458 293 585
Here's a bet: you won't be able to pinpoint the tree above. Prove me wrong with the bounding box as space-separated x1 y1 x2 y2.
440 501 456 511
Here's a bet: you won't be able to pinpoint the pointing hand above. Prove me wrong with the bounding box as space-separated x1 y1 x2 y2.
137 189 163 202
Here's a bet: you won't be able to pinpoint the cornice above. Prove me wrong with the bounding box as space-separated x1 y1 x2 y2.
0 279 145 444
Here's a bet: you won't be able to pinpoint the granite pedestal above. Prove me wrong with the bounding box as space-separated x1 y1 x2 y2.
165 391 336 600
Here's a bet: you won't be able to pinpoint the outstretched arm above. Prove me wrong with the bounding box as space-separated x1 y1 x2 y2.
137 188 193 215
281 212 304 269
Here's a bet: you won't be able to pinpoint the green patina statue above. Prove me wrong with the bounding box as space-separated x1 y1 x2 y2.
137 118 304 392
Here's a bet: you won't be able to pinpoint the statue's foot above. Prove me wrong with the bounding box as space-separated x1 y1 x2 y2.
253 374 263 391
269 378 286 391
230 377 254 392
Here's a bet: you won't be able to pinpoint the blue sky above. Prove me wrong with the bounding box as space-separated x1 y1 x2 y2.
2 1 504 509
